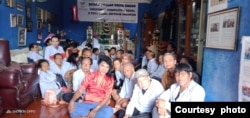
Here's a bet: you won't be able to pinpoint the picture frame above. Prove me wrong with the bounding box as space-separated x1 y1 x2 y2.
26 20 32 32
16 2 23 12
205 7 240 50
17 14 24 26
5 0 15 8
26 5 31 20
36 7 42 20
26 0 32 21
18 27 27 46
10 13 17 27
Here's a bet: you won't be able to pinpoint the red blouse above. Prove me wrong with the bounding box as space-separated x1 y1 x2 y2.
80 71 114 103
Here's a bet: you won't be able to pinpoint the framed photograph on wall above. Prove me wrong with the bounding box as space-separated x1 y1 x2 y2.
26 20 32 32
10 14 17 27
18 27 27 46
17 14 24 26
26 5 31 20
16 2 24 12
205 7 240 50
5 0 15 8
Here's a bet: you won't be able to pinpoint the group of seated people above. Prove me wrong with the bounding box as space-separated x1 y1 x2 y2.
27 35 205 118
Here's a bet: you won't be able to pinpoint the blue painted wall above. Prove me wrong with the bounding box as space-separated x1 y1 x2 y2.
0 0 62 49
202 0 250 101
0 0 26 49
148 0 172 19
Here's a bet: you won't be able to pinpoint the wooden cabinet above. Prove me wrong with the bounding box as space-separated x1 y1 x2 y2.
177 0 207 73
141 16 156 51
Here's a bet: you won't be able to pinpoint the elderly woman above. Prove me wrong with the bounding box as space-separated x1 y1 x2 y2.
161 53 177 90
153 63 205 118
68 55 114 118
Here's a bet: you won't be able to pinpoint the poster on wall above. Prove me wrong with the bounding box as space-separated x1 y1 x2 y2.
10 14 17 27
18 27 27 46
205 7 239 50
239 36 250 101
77 0 138 23
208 0 228 13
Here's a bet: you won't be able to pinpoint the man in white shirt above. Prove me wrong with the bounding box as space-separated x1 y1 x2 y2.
49 53 76 87
146 50 158 75
141 50 149 69
27 43 43 63
92 48 100 61
72 57 93 92
115 63 136 113
123 69 164 118
44 36 65 62
82 48 98 71
110 47 117 60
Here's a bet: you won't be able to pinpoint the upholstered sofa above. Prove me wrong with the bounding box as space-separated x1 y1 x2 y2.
0 39 39 110
0 96 3 117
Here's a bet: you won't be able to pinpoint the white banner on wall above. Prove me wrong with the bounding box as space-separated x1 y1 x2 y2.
77 0 138 23
239 36 250 101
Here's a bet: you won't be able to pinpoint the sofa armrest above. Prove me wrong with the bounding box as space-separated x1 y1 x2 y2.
20 63 37 74
0 69 22 89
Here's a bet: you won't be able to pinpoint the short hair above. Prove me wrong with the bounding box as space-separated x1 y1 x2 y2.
117 49 124 54
174 63 193 73
53 53 63 59
104 49 110 52
123 63 135 71
163 52 176 60
71 42 79 48
82 48 92 54
79 56 93 65
122 53 131 59
98 55 113 77
37 59 49 68
45 39 52 46
29 43 37 50
179 55 197 71
113 58 122 63
92 48 99 53
156 54 163 64
67 53 79 65
110 47 116 51
85 43 93 49
51 36 59 41
167 43 176 52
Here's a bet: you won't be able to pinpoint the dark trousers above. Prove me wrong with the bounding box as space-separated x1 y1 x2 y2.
62 92 82 103
116 108 152 118
55 74 67 88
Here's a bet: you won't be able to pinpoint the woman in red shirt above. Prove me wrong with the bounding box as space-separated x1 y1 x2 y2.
68 55 114 118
